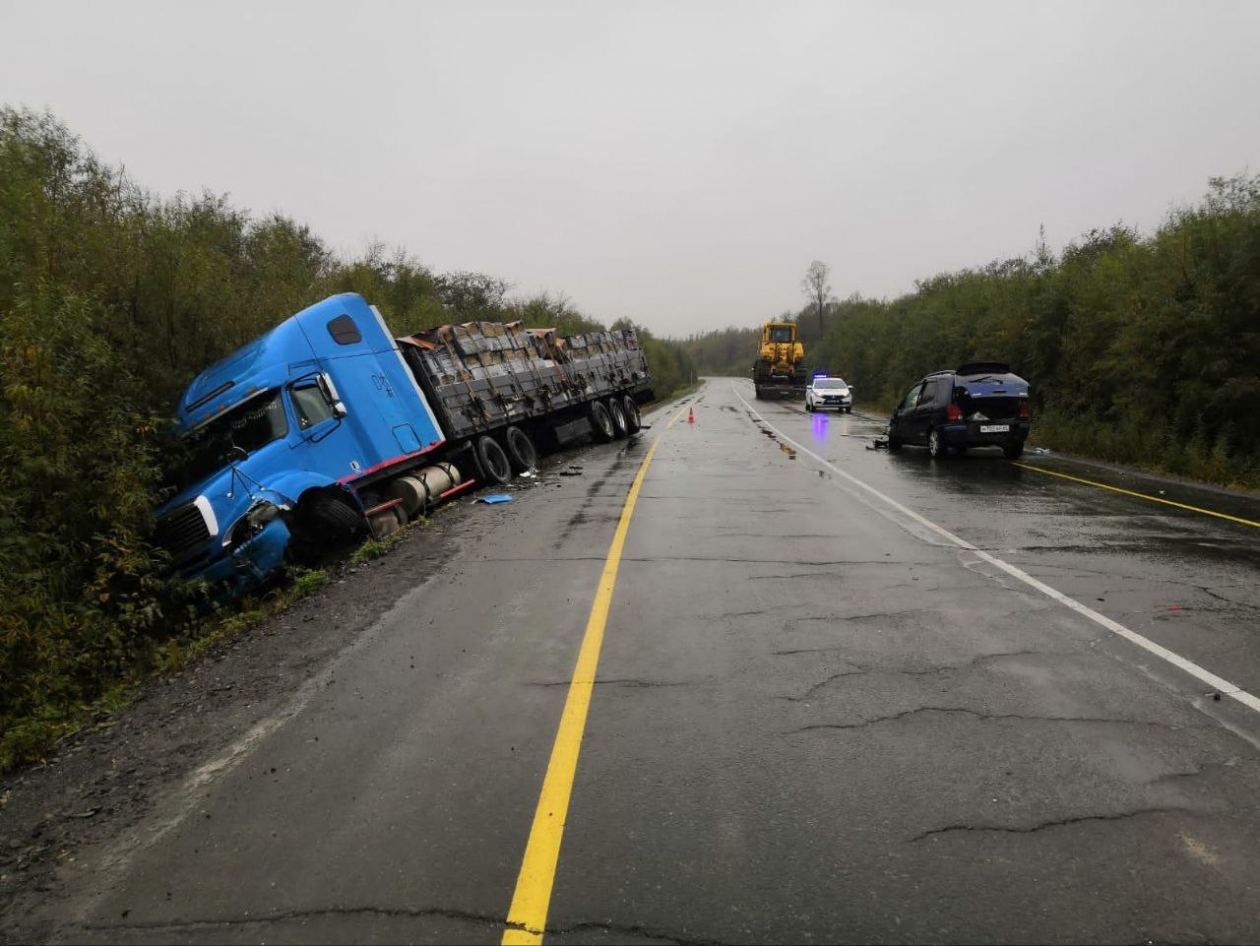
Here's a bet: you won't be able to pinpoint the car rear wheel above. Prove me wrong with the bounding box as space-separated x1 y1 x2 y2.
928 428 949 459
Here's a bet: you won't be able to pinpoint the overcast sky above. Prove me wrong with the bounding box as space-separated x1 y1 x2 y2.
3 1 1258 336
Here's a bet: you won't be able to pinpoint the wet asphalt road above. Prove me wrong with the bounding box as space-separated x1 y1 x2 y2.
22 377 1260 944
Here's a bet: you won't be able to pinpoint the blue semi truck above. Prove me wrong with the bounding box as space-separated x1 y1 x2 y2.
155 293 651 596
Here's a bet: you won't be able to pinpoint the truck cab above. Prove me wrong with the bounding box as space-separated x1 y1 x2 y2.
156 294 447 596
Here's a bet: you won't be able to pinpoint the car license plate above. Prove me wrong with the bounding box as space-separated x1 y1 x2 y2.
980 424 1010 433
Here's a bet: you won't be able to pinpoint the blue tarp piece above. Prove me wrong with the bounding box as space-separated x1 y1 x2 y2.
476 494 513 504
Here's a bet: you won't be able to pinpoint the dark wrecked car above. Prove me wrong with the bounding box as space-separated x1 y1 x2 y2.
887 362 1031 459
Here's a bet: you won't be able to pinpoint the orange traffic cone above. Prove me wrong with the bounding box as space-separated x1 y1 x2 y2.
688 407 695 424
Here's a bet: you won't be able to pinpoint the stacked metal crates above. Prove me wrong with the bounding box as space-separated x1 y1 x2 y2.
398 321 649 441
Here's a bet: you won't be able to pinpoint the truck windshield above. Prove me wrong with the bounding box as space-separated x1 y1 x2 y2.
769 327 793 343
180 390 289 488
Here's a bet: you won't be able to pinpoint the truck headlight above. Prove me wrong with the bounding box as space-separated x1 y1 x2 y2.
224 500 284 549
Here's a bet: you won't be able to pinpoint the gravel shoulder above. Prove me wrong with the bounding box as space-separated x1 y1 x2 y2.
0 483 480 942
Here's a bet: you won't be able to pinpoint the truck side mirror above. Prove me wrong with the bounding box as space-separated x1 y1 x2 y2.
317 372 347 418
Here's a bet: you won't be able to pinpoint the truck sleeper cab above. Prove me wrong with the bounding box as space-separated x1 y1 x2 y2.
155 293 651 599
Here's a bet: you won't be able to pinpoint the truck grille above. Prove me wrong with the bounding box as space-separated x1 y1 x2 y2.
156 502 211 561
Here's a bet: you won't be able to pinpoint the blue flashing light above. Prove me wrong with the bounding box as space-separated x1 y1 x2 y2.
812 371 829 378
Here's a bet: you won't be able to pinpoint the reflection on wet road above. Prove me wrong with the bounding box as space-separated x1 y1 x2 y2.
740 377 1260 699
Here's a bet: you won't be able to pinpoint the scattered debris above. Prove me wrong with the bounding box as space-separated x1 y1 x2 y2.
475 494 513 504
1032 446 1051 455
559 466 583 477
868 437 888 450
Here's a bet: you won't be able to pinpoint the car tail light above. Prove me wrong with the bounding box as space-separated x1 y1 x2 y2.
945 404 963 422
1019 401 1031 420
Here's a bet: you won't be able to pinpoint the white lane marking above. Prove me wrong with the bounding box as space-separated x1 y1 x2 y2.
732 382 1260 716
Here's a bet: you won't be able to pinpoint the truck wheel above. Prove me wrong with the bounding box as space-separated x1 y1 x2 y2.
504 426 538 472
589 401 615 442
476 435 513 485
311 495 364 538
607 399 629 438
622 395 641 433
289 494 365 564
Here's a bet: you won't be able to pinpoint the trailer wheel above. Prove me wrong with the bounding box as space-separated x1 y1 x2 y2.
607 399 629 438
589 401 615 442
504 426 538 473
622 395 641 433
476 435 513 485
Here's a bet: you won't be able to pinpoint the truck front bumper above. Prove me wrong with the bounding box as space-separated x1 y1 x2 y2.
186 517 293 598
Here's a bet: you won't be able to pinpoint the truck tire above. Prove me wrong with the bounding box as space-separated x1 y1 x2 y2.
622 395 641 433
288 494 365 564
476 435 513 485
589 401 615 442
607 399 629 438
504 426 538 472
311 495 364 538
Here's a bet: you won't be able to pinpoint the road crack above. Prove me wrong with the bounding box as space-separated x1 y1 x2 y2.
786 706 1194 733
529 678 691 689
78 905 514 936
909 806 1197 842
79 907 720 945
785 651 1051 701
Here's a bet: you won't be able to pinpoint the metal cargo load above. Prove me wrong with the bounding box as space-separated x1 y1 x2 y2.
397 321 650 442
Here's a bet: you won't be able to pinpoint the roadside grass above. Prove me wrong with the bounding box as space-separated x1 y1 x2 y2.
0 512 439 775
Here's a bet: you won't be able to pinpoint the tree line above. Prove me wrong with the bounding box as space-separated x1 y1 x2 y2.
0 107 695 761
682 176 1260 488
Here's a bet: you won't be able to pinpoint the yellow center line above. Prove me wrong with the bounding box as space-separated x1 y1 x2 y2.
502 403 690 945
1014 462 1260 529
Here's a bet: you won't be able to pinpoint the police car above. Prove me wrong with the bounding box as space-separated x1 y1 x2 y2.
805 374 853 413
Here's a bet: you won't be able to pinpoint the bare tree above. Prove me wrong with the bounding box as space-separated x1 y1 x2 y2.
801 261 833 338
